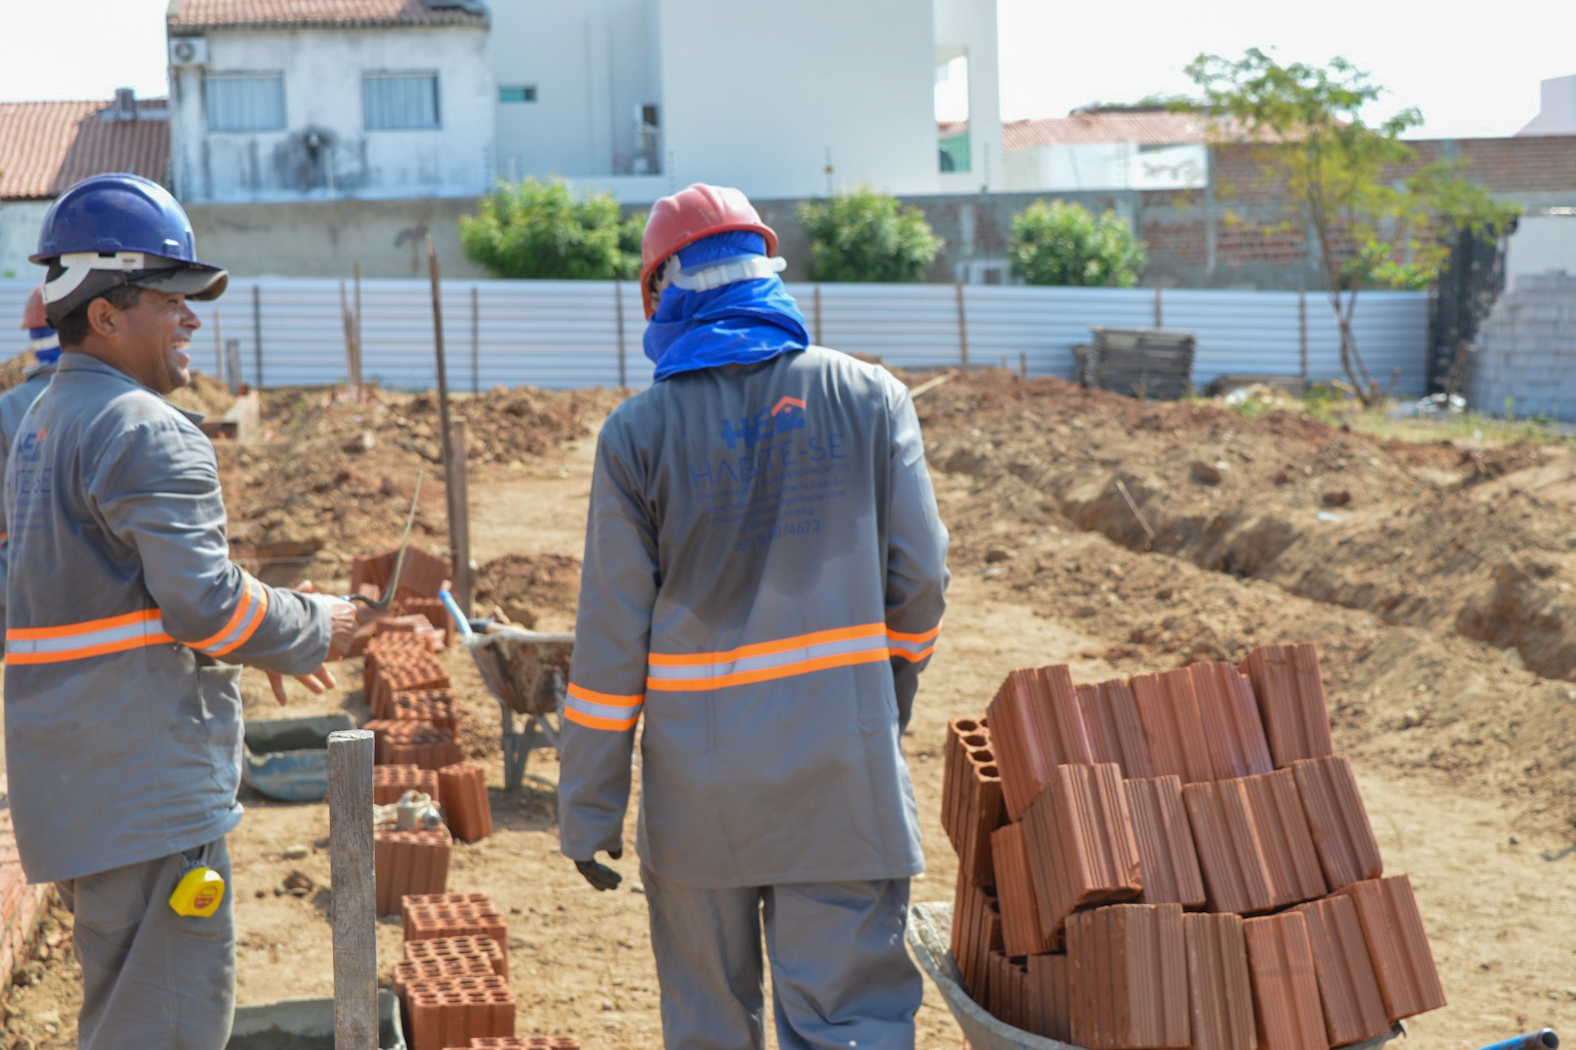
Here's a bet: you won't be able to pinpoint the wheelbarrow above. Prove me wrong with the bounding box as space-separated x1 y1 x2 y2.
442 590 573 792
905 901 1405 1050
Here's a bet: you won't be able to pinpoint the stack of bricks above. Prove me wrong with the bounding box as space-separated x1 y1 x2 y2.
374 824 453 916
941 643 1446 1047
375 764 442 807
398 893 516 1050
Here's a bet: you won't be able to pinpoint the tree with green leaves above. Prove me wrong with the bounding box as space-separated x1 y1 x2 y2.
1010 199 1147 288
460 177 645 280
798 188 944 283
1186 48 1518 403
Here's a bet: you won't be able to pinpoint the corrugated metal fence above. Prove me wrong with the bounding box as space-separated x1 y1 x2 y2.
0 278 1430 396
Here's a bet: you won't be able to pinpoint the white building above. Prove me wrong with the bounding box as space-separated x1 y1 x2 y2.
167 0 998 207
166 0 495 203
1517 74 1576 136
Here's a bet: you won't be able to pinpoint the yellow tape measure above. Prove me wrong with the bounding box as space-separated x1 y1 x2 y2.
169 865 226 918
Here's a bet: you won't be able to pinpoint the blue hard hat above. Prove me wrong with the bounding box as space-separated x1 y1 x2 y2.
32 173 226 327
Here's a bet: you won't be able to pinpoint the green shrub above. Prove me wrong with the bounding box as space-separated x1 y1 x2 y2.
461 177 644 280
1009 199 1146 287
799 188 944 283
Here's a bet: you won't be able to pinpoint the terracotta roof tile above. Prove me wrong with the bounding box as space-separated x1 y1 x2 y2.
0 100 169 201
1339 876 1448 1022
1002 110 1220 151
169 0 487 31
1291 755 1384 890
1183 912 1256 1050
987 665 1096 821
1123 775 1206 910
1242 911 1329 1050
1292 895 1390 1045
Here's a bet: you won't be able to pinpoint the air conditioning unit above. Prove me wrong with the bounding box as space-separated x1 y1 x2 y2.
168 36 209 67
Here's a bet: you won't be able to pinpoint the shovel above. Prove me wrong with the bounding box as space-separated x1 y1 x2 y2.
351 470 424 613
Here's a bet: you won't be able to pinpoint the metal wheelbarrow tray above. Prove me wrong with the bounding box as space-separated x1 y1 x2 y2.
907 901 1403 1050
459 625 574 791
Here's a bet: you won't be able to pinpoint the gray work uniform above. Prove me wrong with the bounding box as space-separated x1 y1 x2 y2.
0 364 55 627
558 346 949 1049
4 352 334 1049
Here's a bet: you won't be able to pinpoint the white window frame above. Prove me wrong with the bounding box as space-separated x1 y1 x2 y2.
363 72 441 131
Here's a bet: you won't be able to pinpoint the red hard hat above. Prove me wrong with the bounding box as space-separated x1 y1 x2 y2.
640 183 777 318
22 284 48 330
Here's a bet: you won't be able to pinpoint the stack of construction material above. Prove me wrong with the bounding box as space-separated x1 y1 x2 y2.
398 893 515 1050
1075 326 1196 401
942 643 1445 1049
347 545 455 655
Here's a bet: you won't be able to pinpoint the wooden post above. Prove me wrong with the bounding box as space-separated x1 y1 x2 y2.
339 280 357 396
1154 286 1163 328
213 308 224 386
427 237 461 593
328 729 377 1050
251 284 264 390
614 280 627 387
813 285 823 346
470 285 481 394
1299 287 1309 384
449 418 475 614
1019 351 1028 380
353 263 363 393
955 281 970 370
226 341 243 395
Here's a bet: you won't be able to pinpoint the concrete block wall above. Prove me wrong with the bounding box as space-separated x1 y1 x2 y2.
1470 272 1576 420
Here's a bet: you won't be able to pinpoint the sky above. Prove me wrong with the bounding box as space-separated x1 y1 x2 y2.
0 0 1568 140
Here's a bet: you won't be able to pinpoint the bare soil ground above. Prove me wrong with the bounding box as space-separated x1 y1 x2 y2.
3 370 1576 1049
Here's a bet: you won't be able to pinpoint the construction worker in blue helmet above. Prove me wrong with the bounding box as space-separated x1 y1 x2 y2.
3 173 356 1050
558 183 950 1050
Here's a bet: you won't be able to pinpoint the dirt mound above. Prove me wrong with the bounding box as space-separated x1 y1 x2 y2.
168 371 238 417
918 370 1576 834
474 553 582 632
219 384 627 588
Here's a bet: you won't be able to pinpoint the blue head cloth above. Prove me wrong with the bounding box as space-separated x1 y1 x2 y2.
27 326 60 366
642 230 809 381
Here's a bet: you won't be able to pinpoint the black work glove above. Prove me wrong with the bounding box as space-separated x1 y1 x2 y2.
574 848 623 891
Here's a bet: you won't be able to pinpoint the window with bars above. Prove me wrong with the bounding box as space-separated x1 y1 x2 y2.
363 73 440 130
205 73 285 132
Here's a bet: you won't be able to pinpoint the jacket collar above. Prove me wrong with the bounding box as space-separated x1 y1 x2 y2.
55 352 206 425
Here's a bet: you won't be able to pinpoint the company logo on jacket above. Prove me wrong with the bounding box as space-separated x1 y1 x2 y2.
720 395 807 450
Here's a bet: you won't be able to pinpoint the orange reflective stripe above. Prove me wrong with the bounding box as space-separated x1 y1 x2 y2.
9 608 161 642
6 632 176 665
646 646 891 692
207 582 269 657
890 643 937 663
565 707 641 731
886 623 941 644
647 622 886 668
566 683 644 707
190 576 257 652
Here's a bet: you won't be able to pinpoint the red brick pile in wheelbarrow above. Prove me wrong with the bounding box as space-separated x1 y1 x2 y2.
943 643 1446 1050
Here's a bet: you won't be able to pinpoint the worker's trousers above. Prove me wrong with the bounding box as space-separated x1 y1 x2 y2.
57 837 236 1050
642 865 921 1050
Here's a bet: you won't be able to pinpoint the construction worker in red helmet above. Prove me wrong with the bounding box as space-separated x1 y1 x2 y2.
4 173 357 1050
560 182 950 1049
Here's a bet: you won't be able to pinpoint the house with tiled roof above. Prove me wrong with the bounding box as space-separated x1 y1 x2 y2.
165 0 493 204
0 92 170 278
999 107 1221 193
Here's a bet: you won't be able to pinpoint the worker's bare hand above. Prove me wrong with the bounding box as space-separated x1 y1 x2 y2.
295 580 358 661
574 848 623 892
265 666 338 706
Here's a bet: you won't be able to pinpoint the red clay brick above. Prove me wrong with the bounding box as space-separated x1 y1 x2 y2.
1246 769 1328 908
403 897 508 961
404 973 513 1050
1025 953 1072 1044
403 934 507 980
942 718 990 851
1338 876 1447 1022
1291 755 1384 890
438 763 494 843
393 956 495 1001
373 826 452 917
987 664 1096 821
1183 912 1255 1050
990 822 1051 956
394 689 460 732
1130 667 1216 784
374 764 441 806
1243 911 1328 1050
1067 903 1190 1050
1020 763 1142 944
950 874 1002 1005
1184 771 1326 915
985 949 1032 1031
1188 661 1274 780
1241 643 1335 767
1123 775 1206 910
1076 679 1156 779
1292 894 1390 1045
